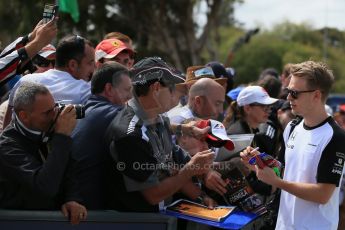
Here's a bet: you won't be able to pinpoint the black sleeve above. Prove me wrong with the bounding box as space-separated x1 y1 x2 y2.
111 135 157 182
254 133 276 156
172 144 191 165
317 130 345 186
59 156 84 205
0 133 72 197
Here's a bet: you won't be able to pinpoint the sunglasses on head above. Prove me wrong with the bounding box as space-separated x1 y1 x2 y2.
74 35 85 48
284 88 317 99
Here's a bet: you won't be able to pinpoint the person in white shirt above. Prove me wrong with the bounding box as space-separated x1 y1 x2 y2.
3 35 95 130
168 77 225 124
241 61 345 230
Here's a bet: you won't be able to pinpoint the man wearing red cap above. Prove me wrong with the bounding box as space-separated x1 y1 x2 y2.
95 39 134 69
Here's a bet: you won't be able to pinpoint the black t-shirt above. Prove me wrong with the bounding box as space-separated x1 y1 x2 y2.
227 119 279 157
105 100 190 212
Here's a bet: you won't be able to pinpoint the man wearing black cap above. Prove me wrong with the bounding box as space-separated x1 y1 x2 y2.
105 57 215 212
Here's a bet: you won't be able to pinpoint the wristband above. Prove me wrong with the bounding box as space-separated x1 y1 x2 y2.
18 47 29 61
23 34 30 44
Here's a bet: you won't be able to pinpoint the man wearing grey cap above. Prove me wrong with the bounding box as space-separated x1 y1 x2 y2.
105 57 215 212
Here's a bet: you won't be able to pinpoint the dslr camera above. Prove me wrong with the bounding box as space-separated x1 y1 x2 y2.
57 103 85 119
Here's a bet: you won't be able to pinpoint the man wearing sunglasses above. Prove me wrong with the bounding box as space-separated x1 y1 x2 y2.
32 44 56 73
247 61 345 230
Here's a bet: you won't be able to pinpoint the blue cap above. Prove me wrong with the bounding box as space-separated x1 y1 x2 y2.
227 86 245 101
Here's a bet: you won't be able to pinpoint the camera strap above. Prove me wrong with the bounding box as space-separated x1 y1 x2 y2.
13 113 46 143
40 109 61 143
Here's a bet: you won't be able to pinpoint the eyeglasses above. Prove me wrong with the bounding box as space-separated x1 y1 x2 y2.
285 88 317 99
73 35 85 54
74 35 85 48
250 103 271 112
71 35 86 62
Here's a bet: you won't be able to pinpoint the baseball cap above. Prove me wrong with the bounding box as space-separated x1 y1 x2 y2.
237 86 278 106
185 66 227 86
206 61 230 78
339 104 345 113
95 38 134 62
196 119 235 151
37 44 56 58
130 57 185 85
227 86 245 101
226 67 235 78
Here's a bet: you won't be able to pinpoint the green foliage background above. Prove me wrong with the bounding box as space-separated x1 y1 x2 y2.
217 22 345 93
1 1 345 93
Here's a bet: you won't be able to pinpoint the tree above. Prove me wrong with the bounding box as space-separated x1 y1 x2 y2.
0 0 239 70
95 0 239 70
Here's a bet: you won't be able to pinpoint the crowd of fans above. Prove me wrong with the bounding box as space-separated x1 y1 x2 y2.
1 17 345 230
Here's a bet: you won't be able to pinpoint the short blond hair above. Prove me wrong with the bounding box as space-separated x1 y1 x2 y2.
290 61 334 101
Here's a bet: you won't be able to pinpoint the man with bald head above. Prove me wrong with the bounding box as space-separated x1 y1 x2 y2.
168 78 225 124
168 78 229 198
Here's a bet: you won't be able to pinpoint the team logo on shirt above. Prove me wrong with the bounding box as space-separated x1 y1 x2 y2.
332 152 345 175
290 131 297 141
339 158 343 165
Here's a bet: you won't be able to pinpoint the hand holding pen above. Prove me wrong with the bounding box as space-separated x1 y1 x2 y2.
240 146 260 172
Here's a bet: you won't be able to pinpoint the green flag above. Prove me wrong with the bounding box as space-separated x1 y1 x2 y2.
58 0 80 23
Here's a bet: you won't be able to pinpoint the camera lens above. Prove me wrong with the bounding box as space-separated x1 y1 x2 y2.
74 104 85 119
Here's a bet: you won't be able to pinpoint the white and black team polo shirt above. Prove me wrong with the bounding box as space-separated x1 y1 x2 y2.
276 116 345 230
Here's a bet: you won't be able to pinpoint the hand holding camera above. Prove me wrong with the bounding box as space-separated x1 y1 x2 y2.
54 104 77 136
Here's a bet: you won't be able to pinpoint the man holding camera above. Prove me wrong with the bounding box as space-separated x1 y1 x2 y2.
0 82 86 225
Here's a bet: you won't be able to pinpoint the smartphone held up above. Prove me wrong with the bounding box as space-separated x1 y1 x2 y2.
43 3 58 23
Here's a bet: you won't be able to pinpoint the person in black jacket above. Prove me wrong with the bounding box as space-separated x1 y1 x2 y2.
227 85 280 229
71 62 132 209
0 81 86 225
